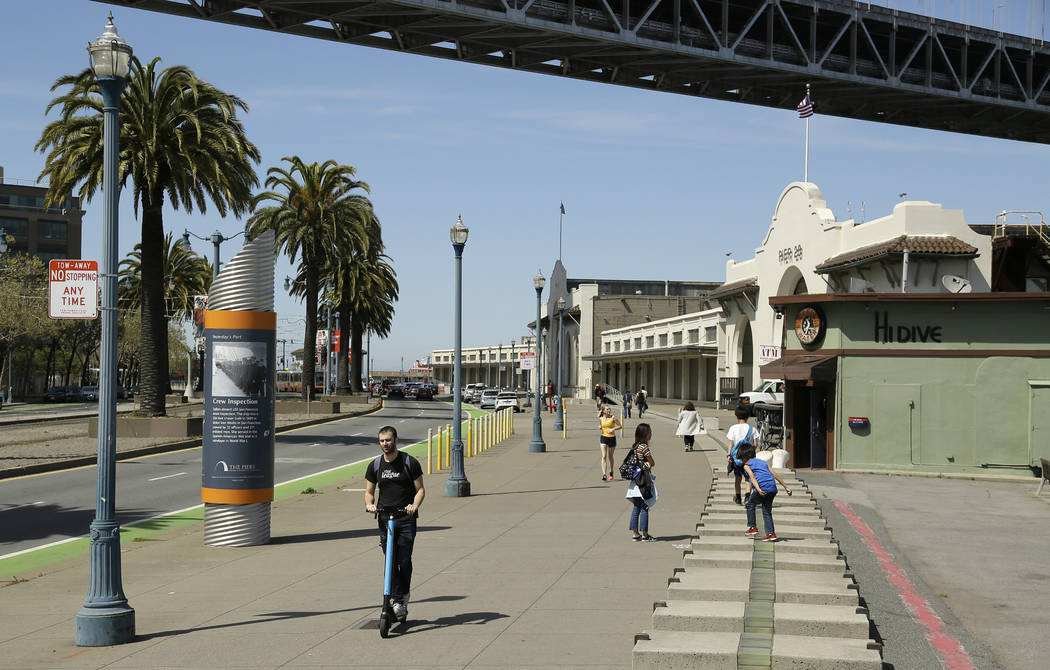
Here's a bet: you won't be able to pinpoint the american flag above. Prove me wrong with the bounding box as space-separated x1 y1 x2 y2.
560 202 566 215
797 94 813 118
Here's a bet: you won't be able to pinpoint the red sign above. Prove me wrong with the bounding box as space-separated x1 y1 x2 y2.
48 260 98 319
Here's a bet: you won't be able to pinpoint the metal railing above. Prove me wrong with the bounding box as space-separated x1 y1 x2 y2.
994 211 1049 248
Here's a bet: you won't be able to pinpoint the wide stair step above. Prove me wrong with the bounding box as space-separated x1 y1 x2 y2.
634 630 882 669
668 568 858 606
684 549 846 573
650 600 871 638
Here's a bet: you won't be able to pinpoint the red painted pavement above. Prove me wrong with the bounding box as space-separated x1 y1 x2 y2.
834 500 976 670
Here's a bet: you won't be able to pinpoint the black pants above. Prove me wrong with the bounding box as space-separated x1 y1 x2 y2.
378 517 417 600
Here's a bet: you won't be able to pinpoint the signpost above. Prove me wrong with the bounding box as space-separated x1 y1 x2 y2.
48 260 98 320
519 352 536 370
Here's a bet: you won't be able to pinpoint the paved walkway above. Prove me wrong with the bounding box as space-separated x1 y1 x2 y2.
0 403 714 669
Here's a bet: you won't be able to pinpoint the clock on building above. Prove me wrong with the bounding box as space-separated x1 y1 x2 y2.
794 306 826 347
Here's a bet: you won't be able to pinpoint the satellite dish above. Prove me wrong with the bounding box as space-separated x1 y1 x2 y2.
941 275 972 293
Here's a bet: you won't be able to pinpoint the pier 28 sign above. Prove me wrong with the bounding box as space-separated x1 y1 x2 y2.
48 260 98 319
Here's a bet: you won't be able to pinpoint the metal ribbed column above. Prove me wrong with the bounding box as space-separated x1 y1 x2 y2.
203 230 275 547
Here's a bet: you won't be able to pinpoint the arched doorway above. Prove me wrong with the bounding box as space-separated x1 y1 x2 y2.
737 319 754 390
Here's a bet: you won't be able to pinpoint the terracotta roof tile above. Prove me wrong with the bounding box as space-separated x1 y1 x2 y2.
815 235 978 273
708 276 758 300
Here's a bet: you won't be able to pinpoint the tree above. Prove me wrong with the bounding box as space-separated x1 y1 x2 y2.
119 232 213 321
36 56 260 416
333 211 398 394
248 157 369 400
0 254 50 397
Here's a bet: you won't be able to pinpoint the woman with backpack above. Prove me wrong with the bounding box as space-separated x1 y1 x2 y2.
624 423 657 541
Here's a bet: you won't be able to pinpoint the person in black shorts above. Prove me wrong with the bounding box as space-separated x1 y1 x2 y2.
365 426 425 619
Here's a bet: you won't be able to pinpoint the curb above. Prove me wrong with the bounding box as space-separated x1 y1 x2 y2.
0 400 383 481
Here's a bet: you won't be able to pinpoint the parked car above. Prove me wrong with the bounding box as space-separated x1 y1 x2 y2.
386 383 406 398
43 385 83 403
738 379 785 414
479 388 500 409
495 391 520 413
81 385 99 402
415 384 434 400
464 383 484 403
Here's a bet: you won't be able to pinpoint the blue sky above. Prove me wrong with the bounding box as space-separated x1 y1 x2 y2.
1 0 1046 371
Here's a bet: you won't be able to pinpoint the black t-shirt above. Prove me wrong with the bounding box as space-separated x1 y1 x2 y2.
365 452 423 509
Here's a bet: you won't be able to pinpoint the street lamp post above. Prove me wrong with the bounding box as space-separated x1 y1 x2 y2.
180 228 246 278
553 297 566 431
446 215 470 497
530 271 547 453
77 14 135 647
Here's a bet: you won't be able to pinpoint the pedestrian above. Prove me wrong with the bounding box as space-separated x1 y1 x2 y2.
364 426 425 620
625 422 657 541
623 389 633 419
594 384 605 410
675 401 706 451
598 404 622 481
547 380 555 413
635 385 648 418
739 443 792 541
726 406 756 505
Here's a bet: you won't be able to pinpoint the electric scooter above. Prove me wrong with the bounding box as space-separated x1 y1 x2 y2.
376 506 408 638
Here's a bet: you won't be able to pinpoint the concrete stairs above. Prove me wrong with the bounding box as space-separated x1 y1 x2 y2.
633 465 883 669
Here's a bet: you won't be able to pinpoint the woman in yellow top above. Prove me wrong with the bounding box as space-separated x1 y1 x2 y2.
598 405 622 481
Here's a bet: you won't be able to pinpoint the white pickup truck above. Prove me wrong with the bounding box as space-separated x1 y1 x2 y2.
737 379 784 414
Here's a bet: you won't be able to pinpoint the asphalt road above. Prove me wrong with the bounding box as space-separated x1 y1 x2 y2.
0 399 460 556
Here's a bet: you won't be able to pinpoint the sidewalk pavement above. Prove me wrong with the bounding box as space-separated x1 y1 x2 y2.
0 402 715 669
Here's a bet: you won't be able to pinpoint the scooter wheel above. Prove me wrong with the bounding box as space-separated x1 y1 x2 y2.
379 611 390 638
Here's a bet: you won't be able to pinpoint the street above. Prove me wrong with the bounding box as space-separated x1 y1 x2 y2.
0 399 457 556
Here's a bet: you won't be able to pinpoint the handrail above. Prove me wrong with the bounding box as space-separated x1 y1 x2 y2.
994 210 1049 248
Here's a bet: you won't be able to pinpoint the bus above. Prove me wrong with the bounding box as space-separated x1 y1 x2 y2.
275 370 325 395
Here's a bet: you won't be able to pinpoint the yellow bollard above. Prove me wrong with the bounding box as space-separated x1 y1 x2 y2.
563 400 567 439
467 422 472 458
444 423 451 469
427 428 433 474
620 408 624 437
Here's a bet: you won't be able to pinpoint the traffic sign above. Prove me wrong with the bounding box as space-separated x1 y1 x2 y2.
519 352 536 370
48 260 98 319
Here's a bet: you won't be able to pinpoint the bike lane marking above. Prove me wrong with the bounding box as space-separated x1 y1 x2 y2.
833 500 976 670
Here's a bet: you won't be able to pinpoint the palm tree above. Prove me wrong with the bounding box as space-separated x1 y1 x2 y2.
248 157 369 400
36 56 260 416
333 211 398 394
119 232 213 321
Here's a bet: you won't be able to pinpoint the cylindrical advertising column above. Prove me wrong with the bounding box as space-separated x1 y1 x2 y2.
201 231 276 546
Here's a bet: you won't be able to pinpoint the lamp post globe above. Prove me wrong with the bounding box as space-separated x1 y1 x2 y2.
0 228 9 254
446 215 471 496
529 270 547 452
77 12 135 647
553 297 566 431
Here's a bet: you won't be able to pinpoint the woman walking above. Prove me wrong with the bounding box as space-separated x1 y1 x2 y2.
675 401 706 451
598 405 622 481
625 423 657 541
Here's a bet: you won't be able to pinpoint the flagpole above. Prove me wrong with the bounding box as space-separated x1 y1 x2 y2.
804 83 810 182
558 204 564 262
802 83 810 183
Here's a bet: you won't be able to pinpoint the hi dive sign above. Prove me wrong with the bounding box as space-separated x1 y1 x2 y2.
48 260 98 319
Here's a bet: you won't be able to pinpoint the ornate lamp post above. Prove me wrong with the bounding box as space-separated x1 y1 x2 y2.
180 228 246 278
446 215 471 497
529 270 547 453
77 13 135 646
553 297 566 431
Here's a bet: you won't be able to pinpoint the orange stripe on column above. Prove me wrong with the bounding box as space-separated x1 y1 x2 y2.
201 487 274 504
204 310 276 330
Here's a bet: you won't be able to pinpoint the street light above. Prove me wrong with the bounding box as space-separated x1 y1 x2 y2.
553 297 566 431
446 214 470 497
181 228 247 278
77 13 135 647
530 270 547 453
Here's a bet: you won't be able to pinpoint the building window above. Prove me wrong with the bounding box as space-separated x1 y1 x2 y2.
705 326 717 343
605 342 611 353
634 337 642 349
673 332 683 345
0 217 29 238
37 220 68 240
645 335 654 348
688 329 699 344
623 339 630 351
469 354 476 361
658 334 668 347
614 341 620 352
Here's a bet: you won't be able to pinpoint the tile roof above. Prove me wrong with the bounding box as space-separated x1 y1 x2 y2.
707 276 759 300
815 235 978 273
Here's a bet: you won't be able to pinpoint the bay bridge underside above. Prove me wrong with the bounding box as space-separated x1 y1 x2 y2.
104 0 1050 143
